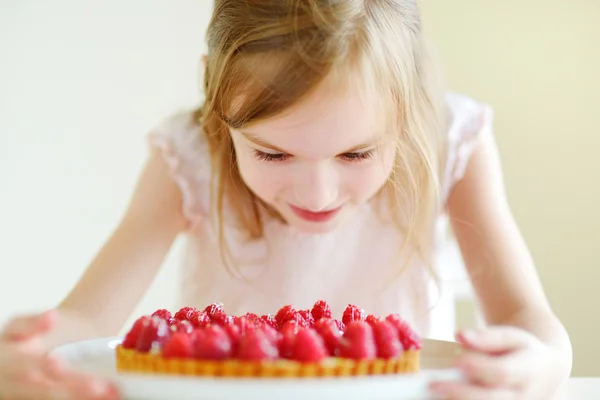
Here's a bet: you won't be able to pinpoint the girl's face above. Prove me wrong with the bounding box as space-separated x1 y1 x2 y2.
230 80 396 234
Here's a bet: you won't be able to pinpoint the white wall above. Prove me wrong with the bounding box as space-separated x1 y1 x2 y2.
0 1 212 326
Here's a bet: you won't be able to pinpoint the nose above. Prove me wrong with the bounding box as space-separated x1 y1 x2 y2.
292 162 339 211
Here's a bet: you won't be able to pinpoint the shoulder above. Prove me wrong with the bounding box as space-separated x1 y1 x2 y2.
441 92 495 203
146 109 212 229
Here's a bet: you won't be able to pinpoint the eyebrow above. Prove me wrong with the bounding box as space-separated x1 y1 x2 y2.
239 131 377 154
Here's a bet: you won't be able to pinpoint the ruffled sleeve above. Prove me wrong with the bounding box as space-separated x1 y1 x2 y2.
441 93 495 203
147 111 212 231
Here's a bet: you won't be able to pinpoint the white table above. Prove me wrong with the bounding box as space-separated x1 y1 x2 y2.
554 378 600 399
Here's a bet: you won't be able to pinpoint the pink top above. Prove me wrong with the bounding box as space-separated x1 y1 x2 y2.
149 93 493 340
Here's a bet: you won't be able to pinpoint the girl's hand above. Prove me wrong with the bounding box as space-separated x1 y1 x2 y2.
0 310 120 400
430 326 568 400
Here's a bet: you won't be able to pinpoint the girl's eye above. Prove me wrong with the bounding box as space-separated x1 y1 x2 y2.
340 150 374 162
254 150 374 163
254 150 290 162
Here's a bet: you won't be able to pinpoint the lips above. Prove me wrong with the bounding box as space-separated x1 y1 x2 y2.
289 204 341 223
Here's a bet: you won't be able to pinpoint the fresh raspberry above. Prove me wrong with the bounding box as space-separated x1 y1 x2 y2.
136 316 170 353
372 320 403 359
169 319 194 335
385 314 422 350
161 332 193 359
236 330 279 361
224 324 242 350
279 312 308 330
211 311 233 327
339 321 376 360
151 309 172 321
275 305 296 328
342 304 365 327
244 313 260 323
311 300 332 321
190 311 212 328
291 328 328 363
122 316 150 349
314 318 343 356
365 315 382 326
193 325 233 360
204 303 225 319
174 307 197 321
233 316 256 336
298 310 315 328
258 323 282 345
259 314 278 330
277 322 298 359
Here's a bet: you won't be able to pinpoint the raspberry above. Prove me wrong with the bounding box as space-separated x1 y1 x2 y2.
161 332 193 359
275 305 296 328
291 328 328 363
211 311 233 326
223 324 242 351
122 316 150 349
236 330 279 361
342 305 365 327
151 309 172 321
385 314 422 350
233 316 256 336
311 300 332 321
339 321 376 360
277 322 298 359
193 325 233 360
169 319 194 335
259 314 278 330
372 320 403 359
258 323 281 345
174 307 197 321
190 311 212 328
204 303 225 318
279 312 308 330
314 318 343 356
136 316 170 353
298 310 315 328
244 313 260 323
365 315 382 326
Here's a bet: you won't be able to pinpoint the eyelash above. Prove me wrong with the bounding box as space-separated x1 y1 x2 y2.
253 150 374 163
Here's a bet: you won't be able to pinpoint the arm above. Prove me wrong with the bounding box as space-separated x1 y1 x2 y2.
447 128 572 367
44 148 188 349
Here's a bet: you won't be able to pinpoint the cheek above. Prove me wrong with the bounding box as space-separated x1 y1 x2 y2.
234 147 284 200
345 147 395 197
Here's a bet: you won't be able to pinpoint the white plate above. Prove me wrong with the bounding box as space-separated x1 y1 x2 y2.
52 337 465 400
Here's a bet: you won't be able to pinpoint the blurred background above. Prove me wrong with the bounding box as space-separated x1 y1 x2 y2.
0 0 598 376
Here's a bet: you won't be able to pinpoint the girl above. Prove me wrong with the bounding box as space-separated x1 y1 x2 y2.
0 1 572 399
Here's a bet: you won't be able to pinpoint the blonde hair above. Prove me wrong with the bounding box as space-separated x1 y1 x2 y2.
194 0 448 274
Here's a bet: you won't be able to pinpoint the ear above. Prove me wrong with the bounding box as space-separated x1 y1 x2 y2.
201 54 208 68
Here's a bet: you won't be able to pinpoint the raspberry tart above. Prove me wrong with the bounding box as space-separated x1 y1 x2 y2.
115 301 421 378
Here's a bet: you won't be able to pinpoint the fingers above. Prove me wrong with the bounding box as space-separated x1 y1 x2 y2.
430 381 518 400
456 352 530 388
1 370 120 400
457 326 536 355
1 310 58 342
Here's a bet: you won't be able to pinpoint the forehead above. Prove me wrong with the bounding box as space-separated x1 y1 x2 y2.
239 78 386 157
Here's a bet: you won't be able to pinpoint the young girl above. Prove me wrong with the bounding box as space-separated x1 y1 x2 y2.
0 1 572 399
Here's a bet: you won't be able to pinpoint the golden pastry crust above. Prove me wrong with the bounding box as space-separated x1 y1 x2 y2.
115 345 419 378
